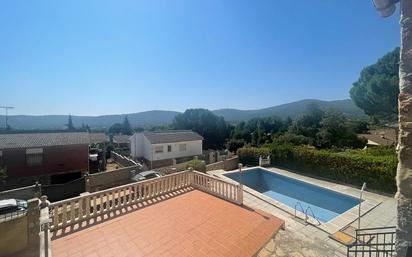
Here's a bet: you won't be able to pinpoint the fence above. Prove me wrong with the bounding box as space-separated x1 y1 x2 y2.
48 170 243 232
347 226 396 257
86 165 141 192
42 177 85 202
192 171 243 205
111 151 141 168
0 184 41 201
0 199 40 257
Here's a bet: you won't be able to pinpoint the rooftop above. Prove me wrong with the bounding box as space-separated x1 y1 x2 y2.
89 133 108 144
0 132 91 149
51 189 283 257
113 134 130 144
142 130 203 144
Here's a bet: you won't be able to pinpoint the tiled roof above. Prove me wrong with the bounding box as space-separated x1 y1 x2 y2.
113 135 130 144
89 133 108 144
0 132 91 149
143 130 203 144
358 134 395 146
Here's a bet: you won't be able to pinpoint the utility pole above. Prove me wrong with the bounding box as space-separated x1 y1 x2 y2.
0 106 14 130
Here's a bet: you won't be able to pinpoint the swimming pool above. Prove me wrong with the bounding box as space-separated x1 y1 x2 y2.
224 167 360 223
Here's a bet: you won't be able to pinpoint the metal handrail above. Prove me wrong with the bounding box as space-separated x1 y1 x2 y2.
347 226 396 257
294 201 305 219
305 206 321 225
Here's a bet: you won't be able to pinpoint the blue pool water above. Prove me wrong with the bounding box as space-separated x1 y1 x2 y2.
224 168 360 223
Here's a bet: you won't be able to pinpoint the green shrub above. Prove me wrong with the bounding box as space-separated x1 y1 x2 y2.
238 145 397 193
186 159 206 172
237 147 270 166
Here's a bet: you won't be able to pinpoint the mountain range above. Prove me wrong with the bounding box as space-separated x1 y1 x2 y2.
0 99 366 130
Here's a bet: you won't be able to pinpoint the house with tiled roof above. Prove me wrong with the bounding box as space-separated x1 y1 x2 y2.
0 132 92 189
129 130 203 168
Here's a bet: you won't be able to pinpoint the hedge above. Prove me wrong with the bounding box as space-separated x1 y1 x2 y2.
237 145 397 193
237 147 270 166
186 159 206 173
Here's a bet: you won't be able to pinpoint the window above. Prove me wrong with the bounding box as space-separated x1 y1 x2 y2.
167 145 172 152
179 144 186 152
154 146 163 153
26 148 43 166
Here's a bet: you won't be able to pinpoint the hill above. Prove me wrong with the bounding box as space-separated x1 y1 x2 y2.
1 110 179 130
212 99 366 122
0 99 366 130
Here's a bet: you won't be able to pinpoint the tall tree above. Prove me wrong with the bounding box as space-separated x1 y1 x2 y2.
66 115 75 131
350 48 399 124
396 1 412 255
121 116 133 135
172 109 230 149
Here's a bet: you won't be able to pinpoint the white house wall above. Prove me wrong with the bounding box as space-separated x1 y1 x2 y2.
130 133 144 158
146 140 202 161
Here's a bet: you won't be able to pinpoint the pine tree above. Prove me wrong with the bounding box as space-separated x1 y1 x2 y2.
121 116 133 135
66 115 75 131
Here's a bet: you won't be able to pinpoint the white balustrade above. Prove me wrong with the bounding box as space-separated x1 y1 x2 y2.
49 170 242 231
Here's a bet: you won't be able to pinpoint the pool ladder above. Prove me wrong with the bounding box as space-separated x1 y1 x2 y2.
294 202 321 226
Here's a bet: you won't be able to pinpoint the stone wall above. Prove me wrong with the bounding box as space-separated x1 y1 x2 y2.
153 161 190 175
0 198 40 257
223 156 239 171
86 166 140 192
0 215 28 256
206 156 239 172
150 158 174 169
0 184 41 200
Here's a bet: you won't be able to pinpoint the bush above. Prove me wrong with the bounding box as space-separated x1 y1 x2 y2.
238 145 397 193
237 147 270 166
273 133 312 146
186 159 206 172
226 139 245 153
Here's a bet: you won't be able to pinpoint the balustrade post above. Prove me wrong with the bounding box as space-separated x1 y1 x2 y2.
24 198 41 257
188 167 194 186
39 196 51 257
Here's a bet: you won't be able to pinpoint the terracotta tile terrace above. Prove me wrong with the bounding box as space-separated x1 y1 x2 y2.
49 171 284 257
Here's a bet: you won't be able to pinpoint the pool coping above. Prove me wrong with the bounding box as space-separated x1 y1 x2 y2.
209 166 382 234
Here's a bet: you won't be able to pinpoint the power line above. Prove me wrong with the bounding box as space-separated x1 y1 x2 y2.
0 106 14 130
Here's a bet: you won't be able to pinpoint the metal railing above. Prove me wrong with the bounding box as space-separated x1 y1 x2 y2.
305 206 321 225
347 226 396 257
0 209 27 222
294 201 305 220
294 202 321 226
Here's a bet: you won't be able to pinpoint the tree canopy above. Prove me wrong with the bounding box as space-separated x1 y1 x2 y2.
172 109 231 149
108 116 134 135
350 47 399 124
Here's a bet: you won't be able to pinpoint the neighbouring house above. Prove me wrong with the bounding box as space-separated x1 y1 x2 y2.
110 134 131 156
358 128 396 147
0 132 90 189
112 135 130 149
129 130 203 168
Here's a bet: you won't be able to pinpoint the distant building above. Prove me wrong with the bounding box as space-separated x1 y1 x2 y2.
113 135 131 149
358 128 396 147
0 132 90 188
129 131 203 168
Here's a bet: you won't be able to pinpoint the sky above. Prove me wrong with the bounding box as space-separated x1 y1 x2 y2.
0 0 400 116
